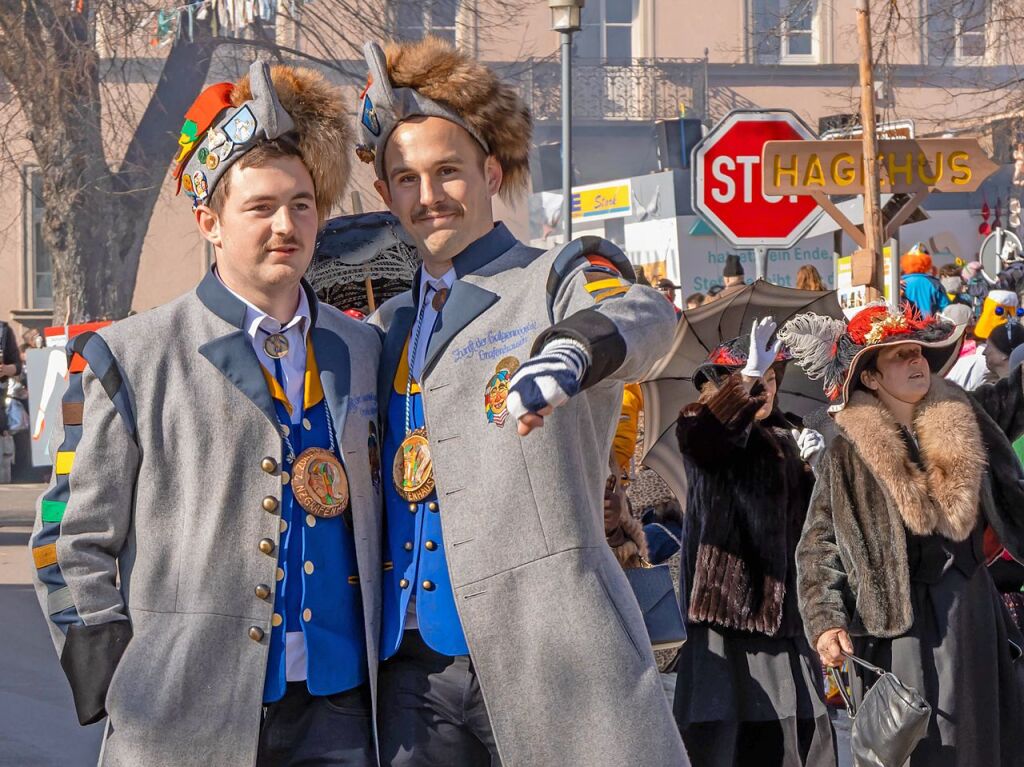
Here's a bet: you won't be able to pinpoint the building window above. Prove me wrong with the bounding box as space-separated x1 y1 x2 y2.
927 0 987 65
394 0 458 45
25 168 53 311
753 0 819 64
573 0 634 63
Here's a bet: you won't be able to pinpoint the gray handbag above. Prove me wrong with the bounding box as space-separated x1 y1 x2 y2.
623 562 686 651
830 654 931 767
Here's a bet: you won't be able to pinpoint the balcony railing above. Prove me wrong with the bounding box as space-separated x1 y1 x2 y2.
498 57 707 123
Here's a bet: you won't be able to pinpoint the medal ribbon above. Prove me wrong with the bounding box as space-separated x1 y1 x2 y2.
259 329 341 462
404 284 437 437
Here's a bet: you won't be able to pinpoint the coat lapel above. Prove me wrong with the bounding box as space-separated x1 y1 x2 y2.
310 326 351 443
378 305 416 434
199 331 280 428
421 280 499 379
196 271 280 428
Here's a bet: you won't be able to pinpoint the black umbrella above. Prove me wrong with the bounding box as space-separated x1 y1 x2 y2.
638 280 844 503
307 211 419 314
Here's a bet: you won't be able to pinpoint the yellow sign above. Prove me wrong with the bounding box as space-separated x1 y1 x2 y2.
571 180 633 222
762 138 997 195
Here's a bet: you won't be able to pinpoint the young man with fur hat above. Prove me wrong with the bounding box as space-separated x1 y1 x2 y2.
781 304 1024 766
358 37 686 767
29 62 383 766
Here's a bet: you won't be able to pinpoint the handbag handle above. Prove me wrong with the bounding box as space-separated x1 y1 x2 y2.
828 666 857 718
827 651 889 719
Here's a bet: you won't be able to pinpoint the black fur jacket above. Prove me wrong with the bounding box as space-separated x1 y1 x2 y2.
797 370 1024 646
676 375 815 638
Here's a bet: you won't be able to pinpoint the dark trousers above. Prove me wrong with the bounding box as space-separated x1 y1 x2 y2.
378 631 500 767
257 681 375 767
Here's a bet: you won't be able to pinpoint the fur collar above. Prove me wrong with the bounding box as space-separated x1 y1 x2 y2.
835 377 986 541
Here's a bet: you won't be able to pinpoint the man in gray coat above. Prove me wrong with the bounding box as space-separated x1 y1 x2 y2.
356 38 688 766
29 62 382 766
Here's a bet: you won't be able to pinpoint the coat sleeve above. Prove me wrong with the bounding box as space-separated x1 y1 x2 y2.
970 364 1024 442
530 242 677 389
675 375 760 469
795 445 852 647
29 335 137 725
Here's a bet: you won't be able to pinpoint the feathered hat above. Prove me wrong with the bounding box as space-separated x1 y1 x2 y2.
780 303 964 412
693 333 792 391
173 60 352 220
355 38 532 202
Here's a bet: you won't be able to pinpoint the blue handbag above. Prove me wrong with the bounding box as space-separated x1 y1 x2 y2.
624 562 687 651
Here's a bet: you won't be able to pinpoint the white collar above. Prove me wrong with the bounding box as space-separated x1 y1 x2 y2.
214 267 311 340
417 266 456 309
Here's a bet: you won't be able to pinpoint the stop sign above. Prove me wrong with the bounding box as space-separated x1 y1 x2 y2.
692 110 822 248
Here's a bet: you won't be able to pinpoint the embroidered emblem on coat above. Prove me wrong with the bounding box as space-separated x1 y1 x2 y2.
484 356 520 428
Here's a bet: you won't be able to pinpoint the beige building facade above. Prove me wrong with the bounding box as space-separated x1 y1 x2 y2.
1 0 1013 336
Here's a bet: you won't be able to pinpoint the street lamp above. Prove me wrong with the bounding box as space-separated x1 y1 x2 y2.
549 0 584 243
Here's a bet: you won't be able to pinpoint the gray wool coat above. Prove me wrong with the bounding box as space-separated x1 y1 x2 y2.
371 228 688 767
29 272 383 767
797 372 1024 646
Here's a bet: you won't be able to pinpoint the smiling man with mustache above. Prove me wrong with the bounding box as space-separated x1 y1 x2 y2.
29 62 384 767
359 38 686 767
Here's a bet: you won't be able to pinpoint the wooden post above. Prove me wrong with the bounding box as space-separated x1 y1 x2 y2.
350 191 377 312
856 0 885 300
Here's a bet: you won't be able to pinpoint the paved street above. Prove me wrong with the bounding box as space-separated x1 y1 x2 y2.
0 485 103 765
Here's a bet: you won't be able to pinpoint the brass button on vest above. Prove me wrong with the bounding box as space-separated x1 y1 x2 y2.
408 503 417 514
261 457 278 474
258 538 275 555
403 541 413 551
399 578 410 588
427 502 438 512
262 496 279 513
248 626 265 642
422 580 435 591
255 584 271 600
425 540 437 551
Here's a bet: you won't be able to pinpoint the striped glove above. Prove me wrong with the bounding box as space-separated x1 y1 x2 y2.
506 339 591 425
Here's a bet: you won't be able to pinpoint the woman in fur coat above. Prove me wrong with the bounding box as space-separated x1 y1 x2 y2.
782 304 1024 766
674 319 836 767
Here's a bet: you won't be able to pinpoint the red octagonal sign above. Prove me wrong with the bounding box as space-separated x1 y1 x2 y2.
692 110 822 249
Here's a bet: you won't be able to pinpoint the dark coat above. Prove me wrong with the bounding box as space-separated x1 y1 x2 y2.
676 375 816 637
797 370 1024 646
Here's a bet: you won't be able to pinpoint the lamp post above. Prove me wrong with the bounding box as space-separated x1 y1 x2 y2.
549 0 584 243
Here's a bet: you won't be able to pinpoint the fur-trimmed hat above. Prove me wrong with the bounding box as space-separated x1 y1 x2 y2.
174 60 351 220
355 38 532 202
780 303 964 412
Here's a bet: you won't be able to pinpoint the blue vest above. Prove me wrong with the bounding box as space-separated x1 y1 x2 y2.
380 337 468 660
262 344 368 703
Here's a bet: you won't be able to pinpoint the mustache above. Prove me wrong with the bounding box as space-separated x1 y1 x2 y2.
413 204 462 222
265 237 300 251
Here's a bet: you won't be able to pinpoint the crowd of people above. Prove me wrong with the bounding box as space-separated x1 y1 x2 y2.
23 33 1024 767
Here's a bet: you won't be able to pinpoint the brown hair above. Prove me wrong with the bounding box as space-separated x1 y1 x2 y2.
796 265 826 291
207 136 306 216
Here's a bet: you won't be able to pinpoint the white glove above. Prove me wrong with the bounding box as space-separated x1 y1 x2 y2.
791 428 825 472
741 317 782 379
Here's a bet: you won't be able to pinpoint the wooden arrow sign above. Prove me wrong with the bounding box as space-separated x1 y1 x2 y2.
762 138 998 196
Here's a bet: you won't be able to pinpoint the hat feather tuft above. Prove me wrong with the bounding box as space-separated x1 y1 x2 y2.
232 65 352 220
382 37 532 202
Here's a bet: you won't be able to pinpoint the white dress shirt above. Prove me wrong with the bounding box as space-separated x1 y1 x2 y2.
215 270 312 681
409 266 456 381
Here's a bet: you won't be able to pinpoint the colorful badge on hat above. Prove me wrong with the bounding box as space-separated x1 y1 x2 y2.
192 171 208 200
484 357 520 428
361 93 381 136
224 106 257 144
